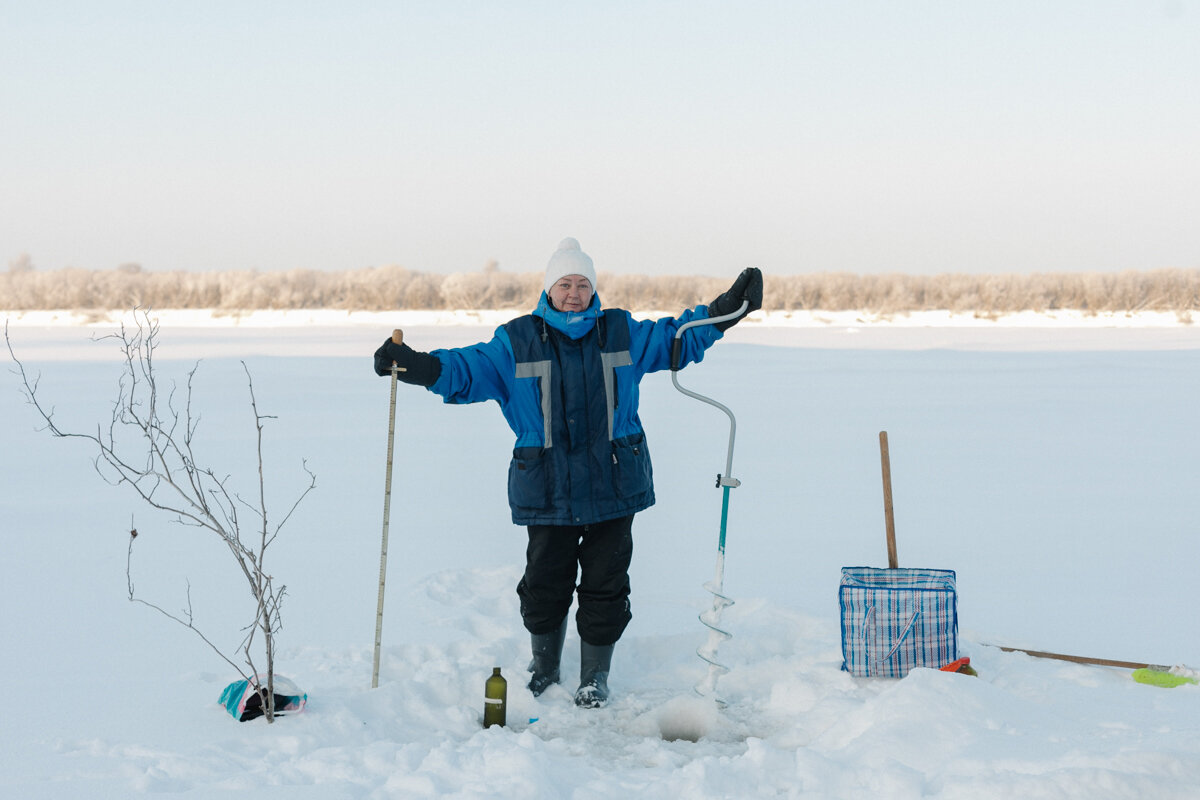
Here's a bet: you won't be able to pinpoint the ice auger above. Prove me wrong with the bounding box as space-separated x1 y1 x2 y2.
670 299 748 704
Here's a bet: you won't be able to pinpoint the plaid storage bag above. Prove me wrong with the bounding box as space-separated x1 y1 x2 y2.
839 566 958 677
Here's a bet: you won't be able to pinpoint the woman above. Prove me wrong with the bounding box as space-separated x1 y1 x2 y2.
374 238 762 707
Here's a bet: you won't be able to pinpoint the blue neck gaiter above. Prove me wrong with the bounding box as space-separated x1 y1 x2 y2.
533 292 602 340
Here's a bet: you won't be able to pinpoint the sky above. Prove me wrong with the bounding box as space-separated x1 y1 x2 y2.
2 1 1199 278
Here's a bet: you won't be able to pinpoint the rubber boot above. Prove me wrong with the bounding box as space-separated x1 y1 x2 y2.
526 618 568 697
574 640 614 708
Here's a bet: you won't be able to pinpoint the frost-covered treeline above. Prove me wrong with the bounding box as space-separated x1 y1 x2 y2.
3 263 1198 314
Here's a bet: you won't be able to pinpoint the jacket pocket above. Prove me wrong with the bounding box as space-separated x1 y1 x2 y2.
508 446 550 511
611 433 652 498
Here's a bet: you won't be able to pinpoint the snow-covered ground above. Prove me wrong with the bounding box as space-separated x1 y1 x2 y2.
3 309 1199 798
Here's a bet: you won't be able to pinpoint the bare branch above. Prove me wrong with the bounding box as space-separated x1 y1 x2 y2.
126 532 246 680
270 461 317 549
9 312 315 724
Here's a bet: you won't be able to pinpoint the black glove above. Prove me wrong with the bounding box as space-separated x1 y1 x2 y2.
707 267 763 331
373 338 443 387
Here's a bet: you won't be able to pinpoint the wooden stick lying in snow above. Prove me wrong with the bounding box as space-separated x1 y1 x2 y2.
990 645 1200 687
991 645 1164 671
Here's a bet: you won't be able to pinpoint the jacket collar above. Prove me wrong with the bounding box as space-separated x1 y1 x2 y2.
533 292 602 340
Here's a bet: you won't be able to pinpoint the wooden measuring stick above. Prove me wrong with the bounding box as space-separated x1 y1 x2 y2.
391 329 406 371
372 326 406 688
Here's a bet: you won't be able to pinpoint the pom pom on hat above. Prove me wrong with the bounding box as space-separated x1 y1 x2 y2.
544 237 597 294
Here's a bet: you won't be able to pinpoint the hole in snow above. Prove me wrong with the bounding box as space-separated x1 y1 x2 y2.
654 695 721 742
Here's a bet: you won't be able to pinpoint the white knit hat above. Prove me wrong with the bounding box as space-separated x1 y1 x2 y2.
544 237 597 294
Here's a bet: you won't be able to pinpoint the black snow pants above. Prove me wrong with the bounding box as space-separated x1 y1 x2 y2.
516 515 634 647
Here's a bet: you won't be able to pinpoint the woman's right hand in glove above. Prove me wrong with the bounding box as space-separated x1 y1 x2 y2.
373 336 442 387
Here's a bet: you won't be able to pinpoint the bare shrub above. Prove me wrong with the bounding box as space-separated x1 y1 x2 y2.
438 272 476 310
8 253 34 273
3 265 1199 314
6 313 315 722
602 274 721 310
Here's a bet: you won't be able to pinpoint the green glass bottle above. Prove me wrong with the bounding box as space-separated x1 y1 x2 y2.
484 667 507 728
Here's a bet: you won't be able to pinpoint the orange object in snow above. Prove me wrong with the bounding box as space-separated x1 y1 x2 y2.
940 657 977 675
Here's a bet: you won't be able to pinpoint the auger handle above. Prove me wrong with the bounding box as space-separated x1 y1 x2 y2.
671 300 749 371
670 300 748 488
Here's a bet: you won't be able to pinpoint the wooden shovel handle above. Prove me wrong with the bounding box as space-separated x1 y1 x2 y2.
880 431 898 569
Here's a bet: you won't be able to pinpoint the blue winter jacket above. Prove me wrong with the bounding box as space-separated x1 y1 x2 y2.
427 293 724 526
